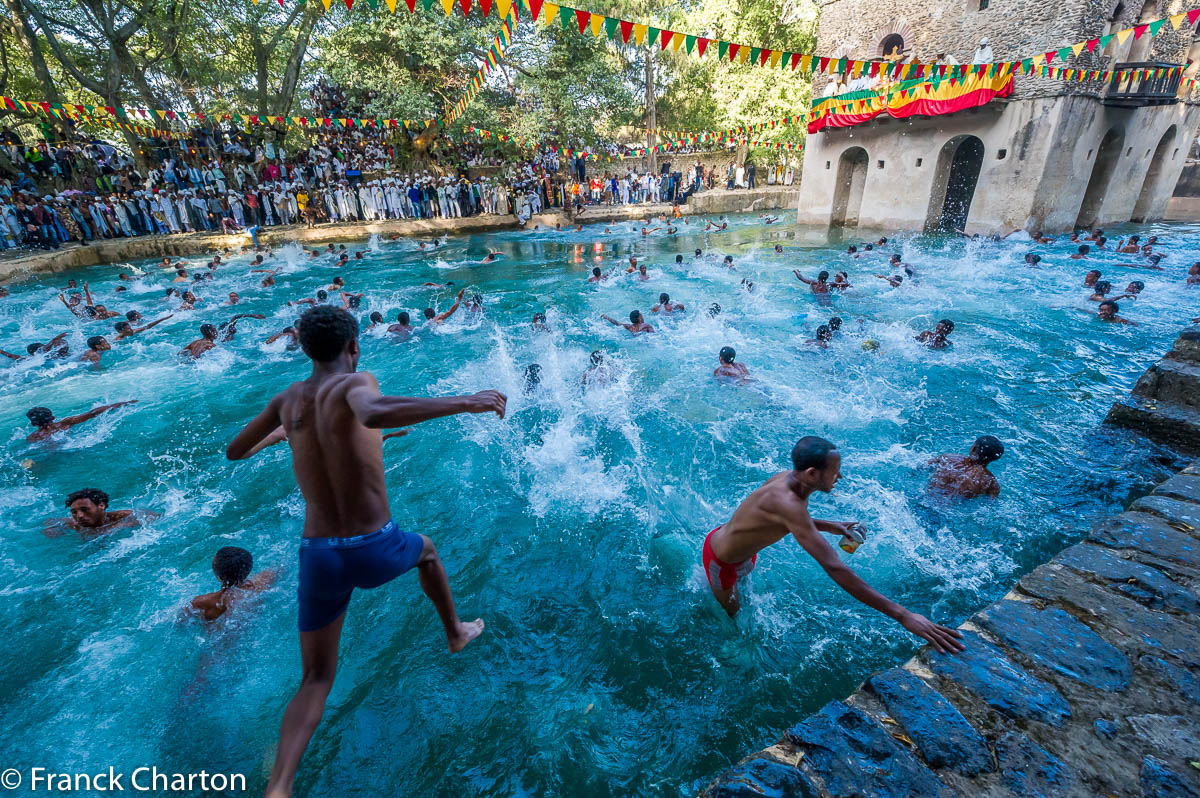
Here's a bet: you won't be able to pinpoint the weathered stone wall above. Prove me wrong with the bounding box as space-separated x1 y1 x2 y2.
467 150 799 182
1107 324 1200 451
702 461 1200 797
812 0 1196 102
795 95 1200 234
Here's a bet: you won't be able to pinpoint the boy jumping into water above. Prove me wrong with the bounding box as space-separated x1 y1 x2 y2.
225 306 505 798
702 436 965 654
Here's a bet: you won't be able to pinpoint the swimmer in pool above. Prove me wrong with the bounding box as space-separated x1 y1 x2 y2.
79 335 111 363
113 314 173 340
226 292 241 306
806 324 834 348
875 273 905 288
637 264 650 281
1115 235 1141 254
0 333 71 362
225 305 501 798
180 314 265 358
481 251 502 264
928 436 1004 498
723 255 736 271
365 312 385 331
1123 280 1145 299
25 400 137 443
762 215 779 225
423 289 465 326
714 346 750 381
625 256 639 274
653 293 685 314
794 270 830 294
831 272 852 291
704 217 728 231
43 487 156 538
1087 281 1117 302
387 312 414 337
641 226 662 236
1084 269 1101 287
917 319 954 349
1188 263 1200 285
266 321 301 348
601 309 655 335
702 436 965 653
1070 244 1090 260
775 244 784 254
588 267 609 284
189 546 276 621
290 290 329 308
531 313 549 332
1097 300 1134 324
582 350 612 387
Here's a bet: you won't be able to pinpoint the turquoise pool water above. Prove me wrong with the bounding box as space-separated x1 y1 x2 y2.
0 214 1193 796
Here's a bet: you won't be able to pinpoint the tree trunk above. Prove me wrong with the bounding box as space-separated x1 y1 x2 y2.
645 49 656 174
5 0 60 101
270 9 318 116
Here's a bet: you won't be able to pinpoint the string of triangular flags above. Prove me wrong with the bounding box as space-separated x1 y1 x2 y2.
0 93 449 136
649 115 807 144
442 6 518 124
264 0 1200 89
460 125 624 160
1 96 189 139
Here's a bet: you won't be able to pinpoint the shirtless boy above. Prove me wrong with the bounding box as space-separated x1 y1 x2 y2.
26 400 137 442
927 436 1004 498
225 306 504 798
702 436 965 653
189 546 276 621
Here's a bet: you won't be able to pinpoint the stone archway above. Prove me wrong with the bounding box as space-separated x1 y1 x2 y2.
1132 125 1176 222
1076 127 1125 229
831 146 869 229
870 19 916 59
925 136 985 232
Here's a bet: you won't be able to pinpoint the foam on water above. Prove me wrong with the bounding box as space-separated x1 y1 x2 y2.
0 213 1193 795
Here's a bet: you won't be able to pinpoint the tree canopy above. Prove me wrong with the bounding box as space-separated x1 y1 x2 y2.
0 0 818 154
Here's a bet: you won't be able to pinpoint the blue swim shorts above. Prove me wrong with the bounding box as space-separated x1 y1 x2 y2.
297 521 424 632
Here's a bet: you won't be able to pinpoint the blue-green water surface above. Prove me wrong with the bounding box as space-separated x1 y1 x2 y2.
0 214 1195 796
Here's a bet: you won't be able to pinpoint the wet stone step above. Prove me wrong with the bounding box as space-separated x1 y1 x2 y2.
975 600 1132 692
1089 513 1200 569
994 732 1076 797
866 668 992 776
1138 655 1200 704
923 631 1071 726
1105 396 1200 451
1152 473 1200 505
703 755 818 798
1131 357 1200 409
1140 755 1200 797
1130 494 1200 534
783 702 954 798
1055 544 1200 614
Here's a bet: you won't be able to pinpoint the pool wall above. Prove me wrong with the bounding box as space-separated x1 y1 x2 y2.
1108 323 1200 452
0 187 799 284
702 328 1200 797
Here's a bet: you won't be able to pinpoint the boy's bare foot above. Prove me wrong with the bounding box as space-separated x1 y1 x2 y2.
448 618 484 653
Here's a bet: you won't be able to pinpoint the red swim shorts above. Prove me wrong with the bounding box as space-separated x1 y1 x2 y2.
702 526 757 592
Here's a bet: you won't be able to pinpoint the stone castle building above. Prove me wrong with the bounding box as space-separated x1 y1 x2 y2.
795 0 1200 234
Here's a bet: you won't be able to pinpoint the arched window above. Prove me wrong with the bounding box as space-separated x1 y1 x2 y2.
880 34 905 59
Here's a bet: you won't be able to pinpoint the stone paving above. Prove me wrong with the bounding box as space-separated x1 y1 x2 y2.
701 464 1200 797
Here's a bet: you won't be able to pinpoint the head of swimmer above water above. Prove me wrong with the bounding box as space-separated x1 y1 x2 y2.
629 310 644 325
719 346 735 364
213 546 253 589
790 436 841 494
65 488 109 528
26 406 55 428
969 435 1004 465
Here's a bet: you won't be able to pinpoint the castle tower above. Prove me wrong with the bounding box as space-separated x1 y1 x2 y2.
795 0 1200 234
